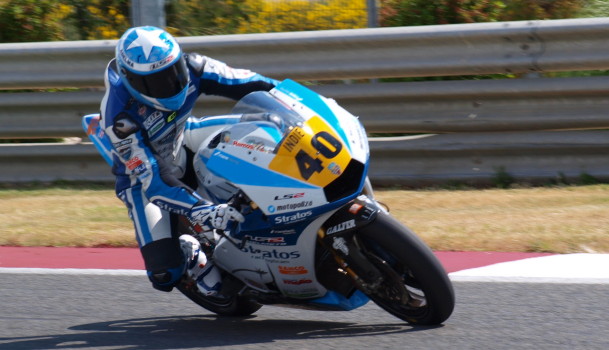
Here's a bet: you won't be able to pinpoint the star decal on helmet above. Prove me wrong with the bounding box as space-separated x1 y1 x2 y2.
126 28 169 60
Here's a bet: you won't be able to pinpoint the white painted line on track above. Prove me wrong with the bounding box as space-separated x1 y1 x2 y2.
0 268 146 276
450 253 609 284
2 254 608 284
449 275 609 284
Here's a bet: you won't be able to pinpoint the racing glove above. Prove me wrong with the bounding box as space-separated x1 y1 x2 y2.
190 203 245 230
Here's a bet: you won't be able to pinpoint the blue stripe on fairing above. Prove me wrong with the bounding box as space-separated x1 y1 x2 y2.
275 79 351 152
185 115 241 130
202 72 275 86
202 151 317 189
310 290 370 310
259 124 283 142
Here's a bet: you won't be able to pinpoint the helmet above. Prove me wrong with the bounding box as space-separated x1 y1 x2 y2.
116 26 190 111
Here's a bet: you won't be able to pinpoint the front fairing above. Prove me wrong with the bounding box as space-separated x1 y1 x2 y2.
196 80 369 223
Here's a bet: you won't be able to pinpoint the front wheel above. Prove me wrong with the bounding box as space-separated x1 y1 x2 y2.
356 212 455 325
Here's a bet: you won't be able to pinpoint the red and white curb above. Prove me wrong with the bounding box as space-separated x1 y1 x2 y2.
1 247 608 283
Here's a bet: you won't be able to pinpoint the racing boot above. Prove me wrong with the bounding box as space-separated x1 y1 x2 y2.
179 234 222 296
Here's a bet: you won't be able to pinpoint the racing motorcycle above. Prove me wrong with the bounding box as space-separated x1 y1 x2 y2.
82 79 454 325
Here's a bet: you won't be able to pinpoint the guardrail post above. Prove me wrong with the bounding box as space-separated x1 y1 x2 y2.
367 0 379 28
130 0 166 28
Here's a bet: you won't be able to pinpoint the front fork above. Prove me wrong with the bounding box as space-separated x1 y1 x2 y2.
317 195 385 294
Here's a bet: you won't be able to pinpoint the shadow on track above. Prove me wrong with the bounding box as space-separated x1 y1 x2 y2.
0 315 441 349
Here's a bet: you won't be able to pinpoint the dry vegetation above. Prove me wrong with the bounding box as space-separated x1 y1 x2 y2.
2 185 609 253
375 185 609 253
0 188 134 247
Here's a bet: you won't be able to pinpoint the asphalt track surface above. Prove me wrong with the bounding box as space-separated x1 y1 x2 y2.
1 247 609 350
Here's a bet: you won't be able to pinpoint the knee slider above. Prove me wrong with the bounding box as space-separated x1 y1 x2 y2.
141 238 186 292
147 265 185 292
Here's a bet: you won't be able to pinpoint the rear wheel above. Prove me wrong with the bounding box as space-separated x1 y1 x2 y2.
356 212 455 325
177 277 262 317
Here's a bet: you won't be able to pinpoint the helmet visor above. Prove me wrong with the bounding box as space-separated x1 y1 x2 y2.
124 57 189 99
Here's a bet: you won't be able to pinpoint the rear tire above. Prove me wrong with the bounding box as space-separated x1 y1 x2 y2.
177 279 262 317
356 211 455 325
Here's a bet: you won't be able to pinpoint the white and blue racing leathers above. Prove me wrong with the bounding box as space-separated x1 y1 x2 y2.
99 53 278 291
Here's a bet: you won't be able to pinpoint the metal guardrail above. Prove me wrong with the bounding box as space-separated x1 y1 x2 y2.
4 75 609 138
2 18 609 185
2 18 609 88
3 130 609 185
369 131 609 186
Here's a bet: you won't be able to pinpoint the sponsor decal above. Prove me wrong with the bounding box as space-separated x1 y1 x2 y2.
240 245 301 260
275 200 313 212
86 116 99 136
332 237 349 255
232 140 266 152
246 138 272 152
150 54 174 70
117 145 132 160
126 156 146 175
147 120 165 137
348 203 363 214
274 210 313 224
283 278 313 285
326 219 356 235
143 111 163 129
213 150 240 165
274 193 305 200
138 104 147 116
244 235 285 244
119 50 134 68
112 139 132 148
278 266 309 275
166 111 177 123
112 139 133 158
270 229 297 235
287 91 303 102
154 201 189 216
281 127 305 152
349 197 377 220
328 162 342 175
126 156 143 170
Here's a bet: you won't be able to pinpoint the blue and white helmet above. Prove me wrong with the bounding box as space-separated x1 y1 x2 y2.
116 26 190 111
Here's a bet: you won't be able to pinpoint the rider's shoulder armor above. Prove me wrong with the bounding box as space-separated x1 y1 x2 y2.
184 53 207 77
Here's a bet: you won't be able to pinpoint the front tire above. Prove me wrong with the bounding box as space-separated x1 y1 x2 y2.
356 211 455 325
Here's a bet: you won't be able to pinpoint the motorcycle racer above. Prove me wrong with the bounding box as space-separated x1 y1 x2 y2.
99 26 279 294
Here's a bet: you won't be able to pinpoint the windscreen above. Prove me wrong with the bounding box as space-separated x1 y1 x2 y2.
232 91 305 133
